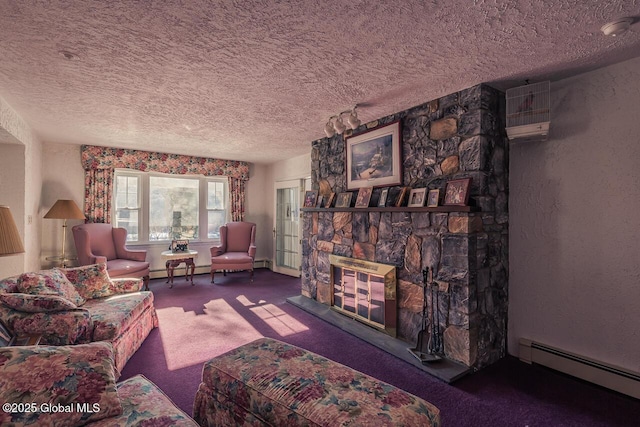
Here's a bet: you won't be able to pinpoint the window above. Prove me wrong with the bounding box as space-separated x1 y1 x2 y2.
114 170 229 243
114 174 140 241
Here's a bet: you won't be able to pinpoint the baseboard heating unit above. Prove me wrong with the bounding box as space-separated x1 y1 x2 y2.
519 339 640 399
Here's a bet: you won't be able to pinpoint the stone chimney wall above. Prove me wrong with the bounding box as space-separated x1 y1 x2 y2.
302 83 509 369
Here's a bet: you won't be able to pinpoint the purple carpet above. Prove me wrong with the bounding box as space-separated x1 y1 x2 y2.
121 270 639 426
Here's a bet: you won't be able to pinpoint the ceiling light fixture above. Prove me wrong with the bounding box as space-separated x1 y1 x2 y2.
324 106 361 137
324 117 336 138
601 17 633 37
347 106 361 130
333 115 347 134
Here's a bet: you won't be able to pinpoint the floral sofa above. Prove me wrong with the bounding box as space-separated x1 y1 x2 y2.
0 263 157 375
0 342 197 426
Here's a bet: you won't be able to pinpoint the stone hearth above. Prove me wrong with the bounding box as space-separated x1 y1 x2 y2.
301 84 509 371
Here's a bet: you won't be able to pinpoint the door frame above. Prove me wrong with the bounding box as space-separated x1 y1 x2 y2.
272 179 305 277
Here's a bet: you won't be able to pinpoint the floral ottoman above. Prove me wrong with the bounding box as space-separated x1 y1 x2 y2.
193 337 441 426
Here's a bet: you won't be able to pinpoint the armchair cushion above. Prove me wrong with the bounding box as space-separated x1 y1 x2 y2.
60 263 114 300
105 259 149 279
0 342 123 427
17 270 85 306
0 293 78 313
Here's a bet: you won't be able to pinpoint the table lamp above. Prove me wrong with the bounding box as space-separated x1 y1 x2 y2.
0 205 25 256
44 199 85 266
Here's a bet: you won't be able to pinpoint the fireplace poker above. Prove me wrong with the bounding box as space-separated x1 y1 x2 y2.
426 268 442 361
407 267 441 363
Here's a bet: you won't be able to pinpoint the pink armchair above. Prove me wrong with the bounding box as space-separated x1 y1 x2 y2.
72 223 150 290
210 222 256 283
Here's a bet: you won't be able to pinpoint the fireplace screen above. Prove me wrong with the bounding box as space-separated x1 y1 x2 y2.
330 255 396 337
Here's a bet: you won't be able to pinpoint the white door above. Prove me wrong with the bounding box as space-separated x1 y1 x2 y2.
273 179 303 276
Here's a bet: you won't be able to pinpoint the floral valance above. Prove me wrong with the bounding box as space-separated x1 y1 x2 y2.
81 145 250 180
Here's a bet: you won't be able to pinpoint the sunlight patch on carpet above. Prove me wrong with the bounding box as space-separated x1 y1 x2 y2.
249 302 309 336
156 299 263 370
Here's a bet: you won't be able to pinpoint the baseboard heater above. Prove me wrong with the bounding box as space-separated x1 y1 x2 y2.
519 338 640 399
150 260 272 278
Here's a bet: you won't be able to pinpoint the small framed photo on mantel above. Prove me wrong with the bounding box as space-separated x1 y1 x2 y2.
408 188 427 207
355 187 373 208
324 192 336 208
335 192 353 208
444 178 472 206
303 190 318 208
427 189 440 207
378 188 389 207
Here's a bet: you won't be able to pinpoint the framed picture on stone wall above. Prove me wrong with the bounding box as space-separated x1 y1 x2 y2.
355 187 373 208
303 190 318 208
427 189 440 207
324 192 336 208
345 121 402 190
444 178 472 206
335 192 353 208
378 188 389 207
408 188 427 207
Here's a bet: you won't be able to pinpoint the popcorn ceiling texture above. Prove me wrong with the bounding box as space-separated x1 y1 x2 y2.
0 1 638 163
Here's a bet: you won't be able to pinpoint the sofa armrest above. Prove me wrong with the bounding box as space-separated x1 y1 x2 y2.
1 307 92 345
248 244 257 259
111 278 144 294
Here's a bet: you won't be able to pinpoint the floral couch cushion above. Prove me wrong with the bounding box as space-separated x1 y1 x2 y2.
0 293 78 312
59 264 114 300
17 270 85 306
88 375 198 426
82 292 155 342
193 337 441 427
0 342 123 427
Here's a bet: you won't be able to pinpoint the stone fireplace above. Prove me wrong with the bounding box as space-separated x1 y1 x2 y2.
300 84 509 371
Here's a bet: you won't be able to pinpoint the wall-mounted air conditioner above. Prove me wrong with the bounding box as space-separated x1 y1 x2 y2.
506 81 550 142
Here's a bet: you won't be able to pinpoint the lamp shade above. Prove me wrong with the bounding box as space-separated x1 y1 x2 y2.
44 199 85 220
0 205 25 256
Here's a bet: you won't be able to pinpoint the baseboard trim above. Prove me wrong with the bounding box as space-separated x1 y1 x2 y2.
149 261 271 279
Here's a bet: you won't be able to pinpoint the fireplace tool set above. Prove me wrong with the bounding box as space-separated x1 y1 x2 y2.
408 267 443 363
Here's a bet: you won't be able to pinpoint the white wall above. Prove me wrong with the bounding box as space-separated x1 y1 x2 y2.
40 143 87 267
508 56 640 373
244 162 271 263
0 143 26 277
0 96 42 277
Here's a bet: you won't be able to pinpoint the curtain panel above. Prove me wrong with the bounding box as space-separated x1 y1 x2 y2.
81 145 250 223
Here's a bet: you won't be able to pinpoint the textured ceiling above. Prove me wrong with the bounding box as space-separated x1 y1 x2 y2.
0 1 638 164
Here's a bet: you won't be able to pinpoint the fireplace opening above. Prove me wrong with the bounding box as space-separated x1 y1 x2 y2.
329 255 397 337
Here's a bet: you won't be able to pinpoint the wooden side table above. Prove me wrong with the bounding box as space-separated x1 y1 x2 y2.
161 250 198 288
